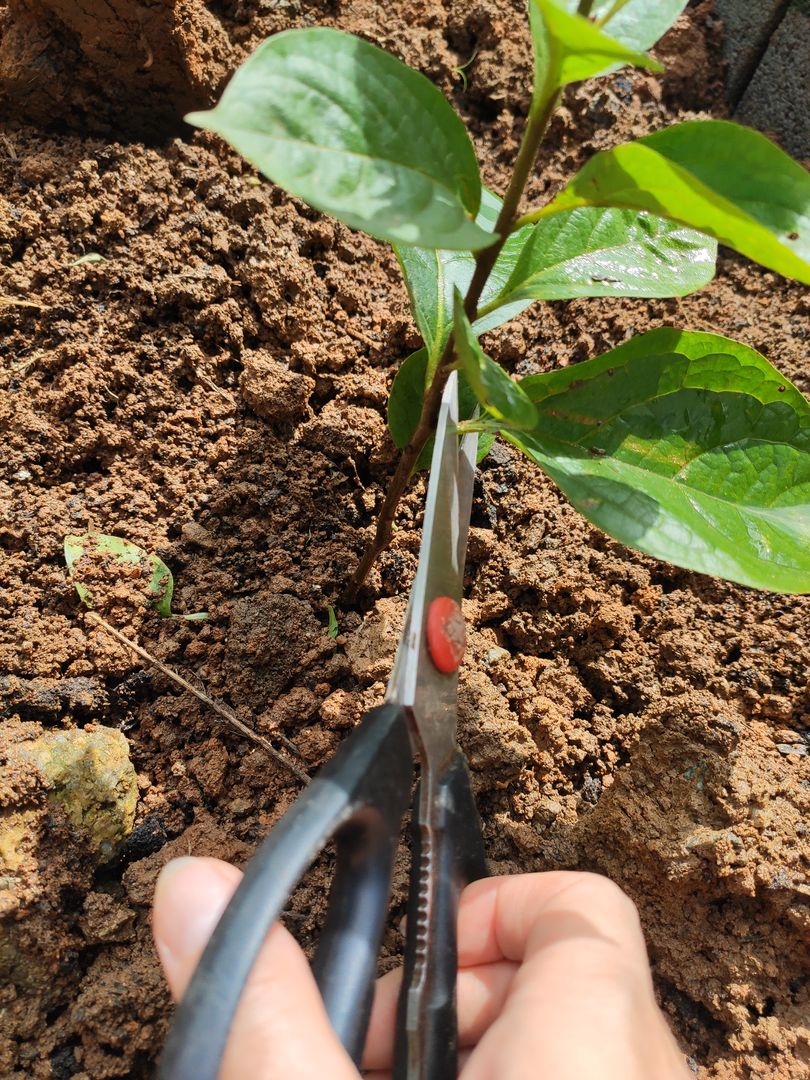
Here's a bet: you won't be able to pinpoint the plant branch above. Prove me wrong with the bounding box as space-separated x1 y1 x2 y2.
86 612 310 785
344 88 561 601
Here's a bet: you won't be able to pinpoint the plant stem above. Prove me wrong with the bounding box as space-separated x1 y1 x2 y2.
344 88 561 601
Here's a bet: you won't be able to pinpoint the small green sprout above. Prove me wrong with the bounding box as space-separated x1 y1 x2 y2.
327 605 339 640
452 49 478 92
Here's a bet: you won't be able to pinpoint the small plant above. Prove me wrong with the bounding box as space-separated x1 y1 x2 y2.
188 0 810 597
64 533 208 620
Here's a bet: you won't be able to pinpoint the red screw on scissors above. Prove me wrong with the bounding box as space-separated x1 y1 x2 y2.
427 596 466 673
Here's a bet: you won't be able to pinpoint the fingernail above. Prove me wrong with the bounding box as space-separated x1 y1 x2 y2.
154 857 221 972
156 855 198 891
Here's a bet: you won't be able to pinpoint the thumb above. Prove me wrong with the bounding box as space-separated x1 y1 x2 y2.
152 856 358 1080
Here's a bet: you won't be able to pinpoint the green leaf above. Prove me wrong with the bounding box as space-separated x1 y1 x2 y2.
395 189 533 370
388 348 495 469
388 348 429 451
187 28 493 252
483 206 716 309
561 0 687 54
453 292 538 429
540 121 810 284
327 605 339 639
529 0 662 101
63 533 208 619
505 328 810 593
399 194 716 356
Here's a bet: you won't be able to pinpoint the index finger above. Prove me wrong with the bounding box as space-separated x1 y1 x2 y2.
456 871 647 967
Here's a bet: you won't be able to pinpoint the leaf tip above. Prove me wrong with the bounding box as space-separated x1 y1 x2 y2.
185 110 215 130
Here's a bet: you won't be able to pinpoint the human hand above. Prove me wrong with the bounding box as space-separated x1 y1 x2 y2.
153 859 691 1079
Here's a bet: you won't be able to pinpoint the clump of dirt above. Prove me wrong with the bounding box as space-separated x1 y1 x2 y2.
0 0 234 139
1 1 809 1077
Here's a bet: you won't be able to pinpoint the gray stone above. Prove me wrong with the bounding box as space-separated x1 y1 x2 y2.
714 0 789 102
735 4 810 160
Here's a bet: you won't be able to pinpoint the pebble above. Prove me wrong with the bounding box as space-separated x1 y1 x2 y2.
777 743 808 757
485 646 510 667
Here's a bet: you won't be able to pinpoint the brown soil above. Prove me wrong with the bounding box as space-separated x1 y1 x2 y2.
0 0 234 140
1 1 809 1077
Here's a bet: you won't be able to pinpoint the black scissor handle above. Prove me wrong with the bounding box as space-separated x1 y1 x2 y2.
395 750 488 1080
159 703 413 1080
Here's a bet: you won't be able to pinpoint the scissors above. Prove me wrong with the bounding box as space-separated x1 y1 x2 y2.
160 371 488 1079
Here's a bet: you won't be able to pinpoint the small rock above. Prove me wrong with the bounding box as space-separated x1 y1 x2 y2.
10 727 137 861
777 743 808 757
239 351 314 427
298 402 386 460
181 521 215 549
117 812 168 864
0 675 106 718
227 590 320 702
78 892 135 943
485 646 511 668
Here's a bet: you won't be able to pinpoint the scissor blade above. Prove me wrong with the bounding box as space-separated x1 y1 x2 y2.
386 372 478 750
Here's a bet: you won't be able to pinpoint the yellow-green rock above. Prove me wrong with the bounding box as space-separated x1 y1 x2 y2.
16 727 137 861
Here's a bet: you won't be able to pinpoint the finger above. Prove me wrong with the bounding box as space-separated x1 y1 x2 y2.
456 870 649 967
153 856 359 1080
361 1049 473 1080
363 960 517 1070
463 873 691 1080
153 857 241 1001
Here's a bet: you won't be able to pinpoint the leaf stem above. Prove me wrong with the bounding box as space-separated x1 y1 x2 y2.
512 205 553 231
344 87 561 601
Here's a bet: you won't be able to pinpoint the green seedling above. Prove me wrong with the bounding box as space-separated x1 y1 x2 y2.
64 533 208 620
188 0 810 596
327 605 340 640
452 49 478 92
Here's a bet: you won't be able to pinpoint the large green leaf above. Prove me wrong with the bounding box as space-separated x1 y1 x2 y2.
395 189 534 370
453 292 538 429
388 348 429 452
504 328 810 593
561 0 687 55
399 193 716 357
530 0 661 102
187 28 493 251
539 121 810 284
481 206 716 310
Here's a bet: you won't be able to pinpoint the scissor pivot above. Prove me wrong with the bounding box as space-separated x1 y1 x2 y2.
427 596 466 673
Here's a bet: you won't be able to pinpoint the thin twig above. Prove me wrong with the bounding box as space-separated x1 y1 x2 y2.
196 370 237 405
0 296 44 309
86 612 310 785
